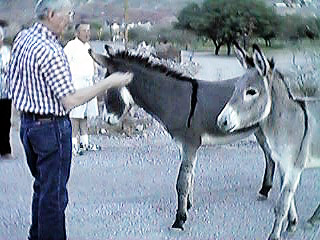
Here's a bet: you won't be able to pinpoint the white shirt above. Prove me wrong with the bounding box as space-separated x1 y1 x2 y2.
64 37 95 89
64 37 99 118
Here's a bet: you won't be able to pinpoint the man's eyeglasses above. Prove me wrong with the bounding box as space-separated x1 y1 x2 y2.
68 11 75 21
56 10 75 22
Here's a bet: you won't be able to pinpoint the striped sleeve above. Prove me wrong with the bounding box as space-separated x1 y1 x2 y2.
41 49 75 99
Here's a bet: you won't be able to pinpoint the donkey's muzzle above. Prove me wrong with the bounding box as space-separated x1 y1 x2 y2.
217 112 236 133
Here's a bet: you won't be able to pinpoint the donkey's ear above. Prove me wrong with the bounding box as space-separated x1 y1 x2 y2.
88 49 109 67
233 41 249 69
252 44 269 76
104 44 115 57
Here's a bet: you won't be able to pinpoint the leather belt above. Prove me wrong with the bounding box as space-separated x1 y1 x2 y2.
22 112 66 121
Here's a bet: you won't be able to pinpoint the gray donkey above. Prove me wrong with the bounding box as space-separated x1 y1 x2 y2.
89 46 275 230
218 44 320 240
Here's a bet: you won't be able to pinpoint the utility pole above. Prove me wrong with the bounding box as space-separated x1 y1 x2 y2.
124 0 129 50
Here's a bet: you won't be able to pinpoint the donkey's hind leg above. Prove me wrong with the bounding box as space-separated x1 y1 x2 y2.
255 129 276 199
172 140 200 230
307 204 320 226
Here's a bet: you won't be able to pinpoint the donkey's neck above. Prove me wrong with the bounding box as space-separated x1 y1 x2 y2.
120 59 199 128
270 70 293 105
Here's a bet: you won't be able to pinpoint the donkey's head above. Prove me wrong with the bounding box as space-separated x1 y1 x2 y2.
89 45 134 125
217 43 275 132
89 45 125 74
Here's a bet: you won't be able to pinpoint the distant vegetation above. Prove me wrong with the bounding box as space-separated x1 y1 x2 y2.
175 0 320 55
174 0 320 55
1 0 319 55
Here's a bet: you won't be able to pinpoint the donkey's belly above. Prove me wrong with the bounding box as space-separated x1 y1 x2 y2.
305 157 320 168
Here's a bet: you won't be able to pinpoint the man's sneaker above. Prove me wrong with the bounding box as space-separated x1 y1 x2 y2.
80 143 101 151
72 146 84 156
0 153 14 160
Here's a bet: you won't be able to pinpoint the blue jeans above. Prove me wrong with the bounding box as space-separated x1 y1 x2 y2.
20 114 72 240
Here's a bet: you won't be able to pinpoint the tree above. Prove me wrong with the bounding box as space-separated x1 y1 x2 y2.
246 1 280 47
176 0 280 55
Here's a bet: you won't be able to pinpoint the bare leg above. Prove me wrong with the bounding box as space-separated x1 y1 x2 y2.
71 118 80 148
254 129 276 199
79 118 88 136
172 140 200 230
79 118 89 147
71 118 82 155
71 118 80 139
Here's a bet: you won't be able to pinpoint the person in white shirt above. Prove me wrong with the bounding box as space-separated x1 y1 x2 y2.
64 23 100 155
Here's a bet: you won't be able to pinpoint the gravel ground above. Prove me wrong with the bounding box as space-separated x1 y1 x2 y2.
1 50 320 240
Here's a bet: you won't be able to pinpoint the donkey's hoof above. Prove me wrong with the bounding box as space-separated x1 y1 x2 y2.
268 235 280 240
172 212 187 230
305 218 320 231
258 186 271 199
257 194 268 201
172 220 184 230
286 219 297 232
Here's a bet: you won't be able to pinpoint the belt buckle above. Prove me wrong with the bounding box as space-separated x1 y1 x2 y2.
38 118 52 122
37 115 53 122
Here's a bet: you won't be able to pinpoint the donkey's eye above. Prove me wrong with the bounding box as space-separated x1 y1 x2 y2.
246 88 258 96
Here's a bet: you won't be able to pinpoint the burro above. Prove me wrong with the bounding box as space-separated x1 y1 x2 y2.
218 43 320 240
89 45 276 230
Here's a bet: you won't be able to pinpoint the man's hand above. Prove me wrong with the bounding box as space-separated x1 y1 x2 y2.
61 72 133 112
104 72 133 88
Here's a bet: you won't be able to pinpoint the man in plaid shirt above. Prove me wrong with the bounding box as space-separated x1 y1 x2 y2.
7 0 132 239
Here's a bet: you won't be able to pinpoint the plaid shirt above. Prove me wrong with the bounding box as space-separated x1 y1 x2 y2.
7 22 75 116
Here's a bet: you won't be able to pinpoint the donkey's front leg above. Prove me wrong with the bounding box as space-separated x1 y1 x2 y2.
172 141 199 230
307 204 320 227
269 167 302 240
278 165 298 233
255 130 276 199
187 174 195 211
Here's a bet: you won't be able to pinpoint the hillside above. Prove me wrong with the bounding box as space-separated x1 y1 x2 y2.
0 0 319 38
0 0 204 37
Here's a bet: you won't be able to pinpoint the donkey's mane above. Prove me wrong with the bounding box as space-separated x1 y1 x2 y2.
111 51 197 84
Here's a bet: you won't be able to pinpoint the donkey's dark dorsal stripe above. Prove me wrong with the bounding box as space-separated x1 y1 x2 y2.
89 45 276 230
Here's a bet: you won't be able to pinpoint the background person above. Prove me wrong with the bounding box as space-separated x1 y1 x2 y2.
0 25 12 159
7 0 132 239
64 22 100 156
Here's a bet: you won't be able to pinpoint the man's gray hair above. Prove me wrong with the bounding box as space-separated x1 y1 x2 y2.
35 0 73 20
0 26 4 41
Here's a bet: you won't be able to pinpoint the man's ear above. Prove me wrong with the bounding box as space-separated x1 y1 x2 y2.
47 9 54 20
